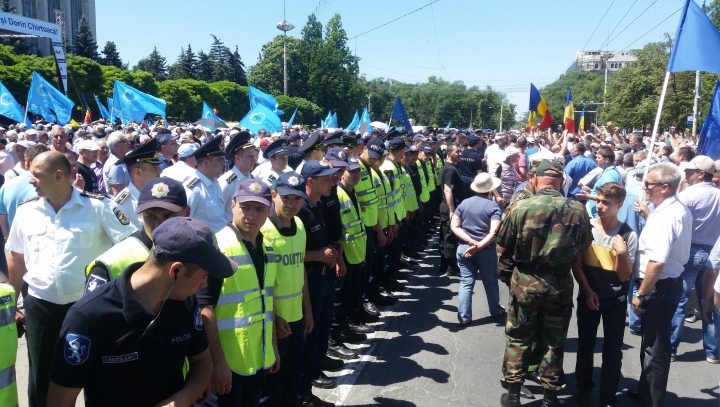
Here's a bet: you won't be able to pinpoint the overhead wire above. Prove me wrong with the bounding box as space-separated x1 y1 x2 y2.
597 0 660 50
348 0 441 40
581 0 617 51
596 0 640 50
618 6 683 51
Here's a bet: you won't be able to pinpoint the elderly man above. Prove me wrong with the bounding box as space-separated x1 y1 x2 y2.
49 126 77 159
628 163 692 407
161 143 198 183
103 131 134 198
4 140 35 181
157 131 179 171
75 140 100 194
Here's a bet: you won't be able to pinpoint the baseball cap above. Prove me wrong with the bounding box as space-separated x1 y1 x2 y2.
288 133 302 142
151 217 234 279
406 145 419 153
467 135 480 146
234 179 272 206
535 160 564 178
412 134 427 142
157 133 179 146
687 155 716 174
76 140 99 151
16 140 36 148
325 147 349 167
178 143 199 158
301 159 341 179
366 138 386 159
259 138 271 147
136 177 187 213
388 138 407 151
347 156 361 171
274 172 308 199
421 145 433 154
504 146 520 157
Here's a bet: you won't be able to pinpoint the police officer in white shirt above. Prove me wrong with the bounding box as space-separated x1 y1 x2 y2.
111 139 162 231
220 131 257 222
184 136 227 233
161 143 198 183
251 138 292 186
295 132 324 175
6 151 136 407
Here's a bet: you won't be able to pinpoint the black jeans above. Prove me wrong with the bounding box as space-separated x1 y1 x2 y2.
439 202 458 272
216 370 266 407
24 296 74 407
638 277 682 407
261 319 304 407
575 294 627 405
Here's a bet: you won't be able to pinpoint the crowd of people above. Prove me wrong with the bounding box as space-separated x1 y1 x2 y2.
0 117 716 407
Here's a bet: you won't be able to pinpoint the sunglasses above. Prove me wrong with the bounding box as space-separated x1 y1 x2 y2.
643 181 664 189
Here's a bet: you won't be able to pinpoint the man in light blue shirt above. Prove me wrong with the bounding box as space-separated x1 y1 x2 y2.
587 147 622 217
564 143 596 197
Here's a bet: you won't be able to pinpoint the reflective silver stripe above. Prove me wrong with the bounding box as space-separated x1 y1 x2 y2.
266 254 277 263
265 286 274 297
217 288 261 306
0 305 15 329
216 311 265 330
356 189 373 197
230 254 253 266
275 291 302 300
339 200 354 210
0 364 16 390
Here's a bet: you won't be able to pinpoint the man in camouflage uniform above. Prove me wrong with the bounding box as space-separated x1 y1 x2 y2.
496 160 592 407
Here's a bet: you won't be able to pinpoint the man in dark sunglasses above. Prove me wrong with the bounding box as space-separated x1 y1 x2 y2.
47 217 235 407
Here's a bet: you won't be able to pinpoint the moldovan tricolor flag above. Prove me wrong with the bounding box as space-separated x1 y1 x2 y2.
528 83 553 129
564 88 575 133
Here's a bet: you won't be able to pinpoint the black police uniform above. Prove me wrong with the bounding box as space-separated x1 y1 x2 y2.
49 263 208 407
457 148 481 195
287 144 304 170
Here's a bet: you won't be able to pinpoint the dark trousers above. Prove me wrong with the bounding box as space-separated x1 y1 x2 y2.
332 260 362 331
384 222 404 279
439 202 458 273
575 294 627 405
216 370 266 407
638 277 682 407
371 230 387 291
24 295 73 407
360 228 376 301
301 271 334 397
262 319 304 407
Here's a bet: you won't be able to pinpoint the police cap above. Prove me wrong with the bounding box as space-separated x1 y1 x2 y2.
136 177 187 213
114 138 161 166
224 131 254 157
323 130 344 146
298 131 323 154
190 135 224 160
263 139 289 159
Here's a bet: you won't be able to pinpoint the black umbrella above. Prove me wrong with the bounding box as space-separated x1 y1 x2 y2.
194 118 228 128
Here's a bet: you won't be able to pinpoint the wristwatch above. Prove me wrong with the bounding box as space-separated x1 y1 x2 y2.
636 292 646 299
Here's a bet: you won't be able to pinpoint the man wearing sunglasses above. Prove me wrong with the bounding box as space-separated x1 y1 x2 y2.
47 217 234 407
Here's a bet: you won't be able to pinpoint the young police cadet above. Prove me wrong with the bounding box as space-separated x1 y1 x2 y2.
47 217 233 407
198 179 279 407
260 172 314 407
220 131 257 222
184 136 227 233
111 138 162 231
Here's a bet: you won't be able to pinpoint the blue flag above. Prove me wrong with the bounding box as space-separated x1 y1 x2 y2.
27 71 74 125
93 94 111 120
698 79 720 159
201 101 227 129
391 96 413 133
248 85 284 115
112 80 166 124
323 111 333 129
359 106 373 133
320 119 326 129
330 112 338 128
240 103 283 135
287 107 298 127
445 122 451 131
0 82 32 126
669 0 720 75
347 110 360 131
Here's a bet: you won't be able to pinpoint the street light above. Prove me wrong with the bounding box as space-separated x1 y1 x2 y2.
276 20 295 96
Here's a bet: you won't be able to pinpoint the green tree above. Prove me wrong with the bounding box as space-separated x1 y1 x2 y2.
228 45 247 86
139 47 168 81
248 35 304 96
100 41 123 68
72 16 99 61
171 44 197 80
708 0 720 29
196 50 214 82
209 35 232 82
276 95 323 125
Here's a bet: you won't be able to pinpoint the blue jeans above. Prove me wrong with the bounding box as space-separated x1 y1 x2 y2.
456 244 503 322
670 244 718 359
627 273 642 333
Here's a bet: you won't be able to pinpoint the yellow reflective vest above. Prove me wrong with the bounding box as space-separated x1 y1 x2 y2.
355 159 379 228
423 160 436 191
337 186 366 265
416 163 430 203
0 284 17 407
380 159 405 222
85 237 150 279
214 226 277 376
400 163 418 212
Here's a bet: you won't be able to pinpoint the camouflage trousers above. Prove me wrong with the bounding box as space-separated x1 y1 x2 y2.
502 269 574 391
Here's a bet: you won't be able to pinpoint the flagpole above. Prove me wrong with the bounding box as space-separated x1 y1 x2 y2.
23 102 28 124
643 71 671 181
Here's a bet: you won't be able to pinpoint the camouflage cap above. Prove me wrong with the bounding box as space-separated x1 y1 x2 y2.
534 160 564 178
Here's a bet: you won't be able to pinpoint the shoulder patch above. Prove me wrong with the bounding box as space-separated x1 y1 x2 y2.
64 333 91 365
112 189 131 204
113 207 131 226
18 196 40 206
185 177 201 189
80 191 105 200
226 173 237 184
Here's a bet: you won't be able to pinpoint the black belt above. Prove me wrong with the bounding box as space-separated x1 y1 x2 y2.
636 276 681 286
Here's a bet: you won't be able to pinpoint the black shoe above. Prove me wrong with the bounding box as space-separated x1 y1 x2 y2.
374 289 397 302
311 373 337 389
334 329 366 344
575 390 591 407
384 278 405 292
400 254 419 264
491 306 507 319
501 380 535 399
323 356 344 372
348 321 374 334
626 389 642 401
327 340 358 360
501 382 522 407
541 389 566 407
362 300 381 316
445 269 460 277
526 371 542 385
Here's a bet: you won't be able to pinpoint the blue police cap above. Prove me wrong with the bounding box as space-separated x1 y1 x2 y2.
388 138 407 151
234 179 272 206
136 177 187 214
115 138 161 166
224 131 253 157
274 172 308 200
467 135 480 146
263 138 289 159
421 145 433 154
191 135 224 160
325 147 349 168
298 132 323 154
366 138 385 159
347 156 361 171
323 130 344 146
301 159 341 179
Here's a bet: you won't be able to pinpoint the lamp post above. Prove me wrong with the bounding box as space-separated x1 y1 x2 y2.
276 19 295 96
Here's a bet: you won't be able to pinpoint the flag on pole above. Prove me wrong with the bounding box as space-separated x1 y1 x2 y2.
112 80 166 124
698 79 720 159
27 71 75 125
93 94 111 120
445 122 451 131
248 85 284 115
201 101 227 129
240 103 283 134
0 82 32 126
564 88 575 133
287 107 298 128
528 83 553 129
83 110 91 124
346 110 360 131
668 0 720 75
578 106 585 133
358 106 373 133
391 96 413 133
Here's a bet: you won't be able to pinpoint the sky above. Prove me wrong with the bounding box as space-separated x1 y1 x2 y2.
96 0 689 120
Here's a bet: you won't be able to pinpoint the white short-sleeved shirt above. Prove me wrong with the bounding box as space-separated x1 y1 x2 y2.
4 162 26 181
7 189 136 304
111 182 142 231
103 154 130 198
160 161 197 184
706 237 720 272
184 170 227 233
251 161 291 187
635 195 693 280
219 166 253 222
678 182 720 245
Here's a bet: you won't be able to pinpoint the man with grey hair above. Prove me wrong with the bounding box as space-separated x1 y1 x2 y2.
103 131 133 197
628 162 692 406
49 125 77 159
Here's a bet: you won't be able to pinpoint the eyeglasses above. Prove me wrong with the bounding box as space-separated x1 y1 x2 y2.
643 181 664 189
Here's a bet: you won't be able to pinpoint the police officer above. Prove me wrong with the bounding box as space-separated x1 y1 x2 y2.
198 179 279 407
287 133 304 170
403 146 425 256
184 136 227 233
457 134 483 196
252 139 291 186
86 177 190 291
418 145 436 235
160 143 198 184
112 138 162 230
496 160 592 407
380 136 409 291
47 217 233 407
323 130 345 149
220 131 257 222
0 282 18 407
295 132 324 175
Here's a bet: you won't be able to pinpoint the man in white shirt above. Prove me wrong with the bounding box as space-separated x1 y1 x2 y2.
219 131 257 222
4 140 35 181
183 136 227 233
628 162 692 406
160 143 198 183
7 151 136 407
103 132 134 198
484 137 507 178
252 138 292 186
0 139 15 176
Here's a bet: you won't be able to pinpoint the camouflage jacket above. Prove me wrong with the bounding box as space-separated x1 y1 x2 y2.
496 188 591 275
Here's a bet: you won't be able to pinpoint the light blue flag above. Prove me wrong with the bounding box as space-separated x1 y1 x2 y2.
330 112 339 128
30 104 57 123
287 107 298 127
240 103 283 135
248 85 284 115
320 119 326 129
112 80 166 124
359 106 373 133
668 0 720 75
391 96 413 133
0 82 32 126
445 122 451 131
323 111 333 129
698 79 720 159
346 110 360 131
93 94 111 120
201 101 227 129
107 97 116 120
26 71 74 125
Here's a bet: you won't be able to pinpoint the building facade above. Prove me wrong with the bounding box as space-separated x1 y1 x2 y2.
572 50 637 74
8 0 96 56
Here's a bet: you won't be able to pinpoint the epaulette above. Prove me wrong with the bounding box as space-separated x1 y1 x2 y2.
225 173 237 184
18 196 39 206
112 189 131 204
185 177 201 188
80 191 105 200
